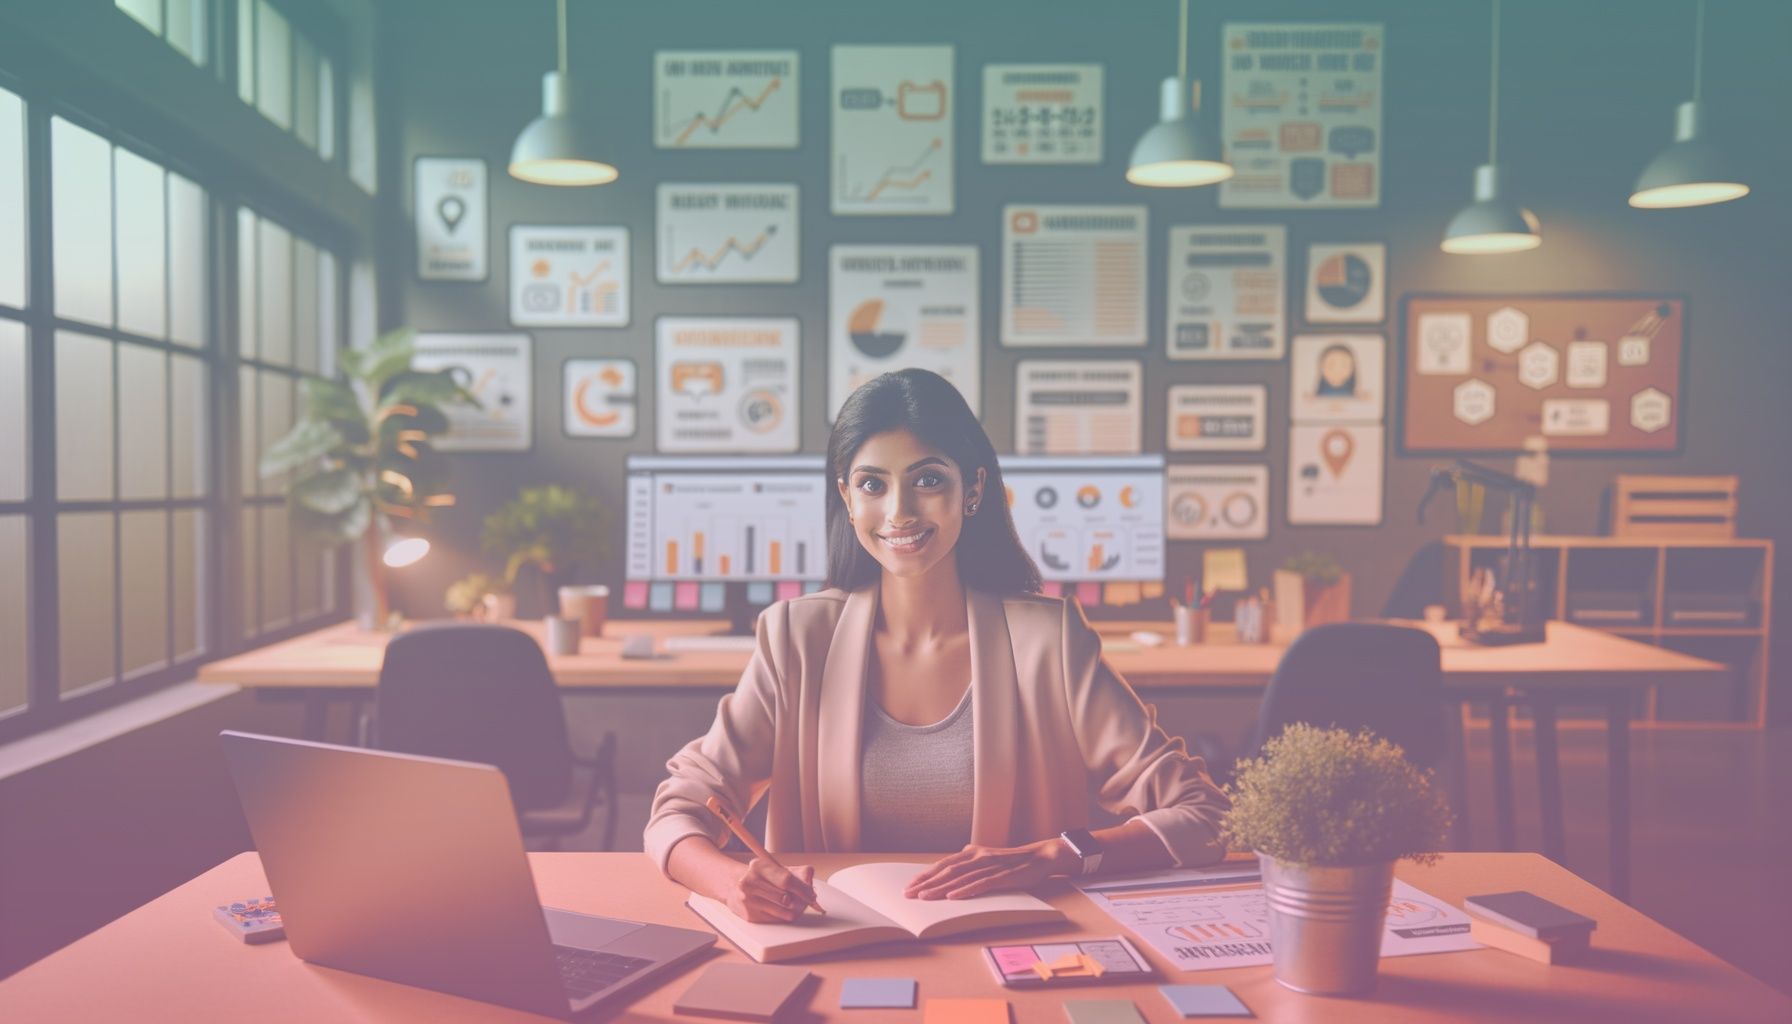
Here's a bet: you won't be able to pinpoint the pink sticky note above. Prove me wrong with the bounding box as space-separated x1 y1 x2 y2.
1041 581 1063 597
674 582 700 610
1076 582 1102 607
989 944 1042 979
623 581 649 610
775 580 803 602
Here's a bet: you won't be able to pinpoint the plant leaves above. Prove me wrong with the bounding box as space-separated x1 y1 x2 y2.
380 369 479 411
292 493 372 545
259 419 344 479
357 327 418 395
298 378 371 444
290 466 365 515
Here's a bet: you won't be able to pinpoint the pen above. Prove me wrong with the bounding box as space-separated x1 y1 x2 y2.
704 795 824 914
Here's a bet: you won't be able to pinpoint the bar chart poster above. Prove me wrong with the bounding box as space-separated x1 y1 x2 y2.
654 50 798 149
412 333 532 452
509 226 628 327
828 245 981 420
626 464 828 582
1166 224 1286 360
1219 22 1383 209
656 317 799 453
999 456 1166 583
831 45 954 216
982 63 1102 164
1002 206 1147 347
656 184 799 284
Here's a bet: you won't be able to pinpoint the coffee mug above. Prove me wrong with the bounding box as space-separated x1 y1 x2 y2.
545 615 582 656
560 584 610 637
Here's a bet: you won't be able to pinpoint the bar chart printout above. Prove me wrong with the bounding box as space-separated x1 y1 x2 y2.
626 456 828 582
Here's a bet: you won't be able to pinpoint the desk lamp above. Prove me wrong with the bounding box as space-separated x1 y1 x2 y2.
1417 458 1545 645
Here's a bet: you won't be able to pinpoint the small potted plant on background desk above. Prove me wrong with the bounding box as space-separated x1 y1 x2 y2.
1223 724 1453 995
482 485 607 619
1273 551 1352 634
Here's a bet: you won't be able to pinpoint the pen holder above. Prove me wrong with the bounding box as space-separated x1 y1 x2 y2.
545 615 582 656
1174 604 1207 646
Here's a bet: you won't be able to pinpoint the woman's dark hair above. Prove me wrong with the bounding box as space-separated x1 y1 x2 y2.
826 369 1041 594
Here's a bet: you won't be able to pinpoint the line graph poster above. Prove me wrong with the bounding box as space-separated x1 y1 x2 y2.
832 45 954 216
828 245 980 420
656 184 798 284
1167 224 1286 360
656 317 800 454
982 63 1102 164
509 226 628 327
412 333 531 452
1003 205 1147 347
654 50 798 149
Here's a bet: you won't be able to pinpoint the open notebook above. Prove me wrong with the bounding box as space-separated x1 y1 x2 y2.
686 862 1065 963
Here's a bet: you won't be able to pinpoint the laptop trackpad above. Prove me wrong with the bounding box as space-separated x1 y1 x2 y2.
544 907 646 949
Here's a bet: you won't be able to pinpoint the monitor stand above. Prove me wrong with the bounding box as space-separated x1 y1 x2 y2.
721 591 762 637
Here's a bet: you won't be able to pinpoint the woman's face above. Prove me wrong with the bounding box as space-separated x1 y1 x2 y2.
1320 347 1356 390
836 428 984 582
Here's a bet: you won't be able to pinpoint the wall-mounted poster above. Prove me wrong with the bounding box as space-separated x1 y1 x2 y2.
1290 334 1385 423
412 333 531 451
414 157 486 281
654 50 799 149
563 358 637 439
999 455 1166 582
1166 464 1270 540
832 45 953 215
1287 424 1382 525
656 184 799 284
828 245 980 419
1219 22 1383 209
1166 224 1285 360
1015 360 1142 455
1305 242 1386 323
509 226 628 327
1400 294 1686 452
1003 205 1147 347
982 63 1102 164
656 318 799 454
1167 384 1268 451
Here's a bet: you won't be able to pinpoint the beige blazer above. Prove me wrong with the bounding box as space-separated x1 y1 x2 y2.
644 584 1230 872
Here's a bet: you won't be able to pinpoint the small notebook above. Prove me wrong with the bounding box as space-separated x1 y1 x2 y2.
672 962 811 1021
212 896 284 944
1463 891 1596 940
1469 918 1591 964
686 862 1064 963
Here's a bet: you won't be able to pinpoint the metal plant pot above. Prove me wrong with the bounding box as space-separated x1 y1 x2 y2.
1260 853 1396 995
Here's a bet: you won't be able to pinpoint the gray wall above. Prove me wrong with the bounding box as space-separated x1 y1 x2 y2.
384 0 1792 722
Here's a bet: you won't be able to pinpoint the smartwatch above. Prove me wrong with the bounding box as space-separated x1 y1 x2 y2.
1058 828 1104 876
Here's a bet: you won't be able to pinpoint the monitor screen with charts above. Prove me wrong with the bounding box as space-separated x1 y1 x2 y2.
998 455 1166 583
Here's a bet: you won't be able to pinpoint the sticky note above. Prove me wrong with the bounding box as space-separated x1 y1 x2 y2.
1041 581 1063 597
1065 1000 1146 1024
840 977 917 1009
1160 984 1253 1017
775 580 803 602
1202 548 1248 593
699 582 726 612
622 581 649 610
1142 581 1165 600
1076 582 1102 607
746 581 775 605
1104 582 1142 606
803 580 823 594
648 582 674 612
674 581 700 610
924 998 1010 1024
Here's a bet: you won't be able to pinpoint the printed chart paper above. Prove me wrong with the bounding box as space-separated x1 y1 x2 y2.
1000 455 1165 583
1166 465 1270 540
982 63 1102 164
1305 242 1386 323
1288 423 1383 524
832 45 953 215
1220 22 1384 209
625 456 828 582
1003 205 1147 347
412 333 531 452
414 158 486 281
656 183 798 284
509 226 628 327
656 317 799 453
1077 866 1477 972
1166 224 1285 360
563 358 636 439
1015 360 1142 455
1290 334 1385 423
1167 385 1267 452
829 245 980 419
654 50 798 149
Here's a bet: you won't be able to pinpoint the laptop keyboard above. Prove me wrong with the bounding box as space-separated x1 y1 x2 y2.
554 945 655 1000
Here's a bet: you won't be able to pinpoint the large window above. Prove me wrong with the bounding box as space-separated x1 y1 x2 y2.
236 0 336 162
115 0 210 68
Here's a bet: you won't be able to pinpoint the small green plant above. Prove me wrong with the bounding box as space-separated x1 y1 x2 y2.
444 572 508 616
1223 724 1452 866
1280 550 1344 588
482 485 608 609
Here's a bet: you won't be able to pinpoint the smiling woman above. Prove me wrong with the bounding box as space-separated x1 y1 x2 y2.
647 369 1230 925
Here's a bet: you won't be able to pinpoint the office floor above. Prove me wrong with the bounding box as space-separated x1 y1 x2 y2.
589 724 1792 996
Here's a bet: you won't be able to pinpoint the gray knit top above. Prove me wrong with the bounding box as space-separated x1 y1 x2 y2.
859 687 975 853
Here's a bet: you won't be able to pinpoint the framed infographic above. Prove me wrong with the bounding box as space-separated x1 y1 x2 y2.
656 317 800 453
562 358 637 439
1166 224 1285 359
1167 384 1268 452
414 157 486 281
653 50 798 149
509 226 628 327
1305 242 1386 323
1287 423 1383 525
828 245 980 419
412 333 532 452
1014 360 1142 455
831 45 953 216
1166 464 1270 540
656 183 799 284
982 63 1102 164
1002 205 1147 347
1290 333 1385 424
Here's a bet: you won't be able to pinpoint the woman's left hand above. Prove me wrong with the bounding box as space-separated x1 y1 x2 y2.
904 839 1076 900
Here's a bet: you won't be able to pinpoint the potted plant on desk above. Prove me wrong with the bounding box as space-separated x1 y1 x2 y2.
482 485 607 619
1273 551 1352 633
1223 724 1452 996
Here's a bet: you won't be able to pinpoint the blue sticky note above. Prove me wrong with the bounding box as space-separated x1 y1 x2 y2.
648 582 674 612
1160 985 1252 1018
699 582 726 612
840 977 916 1009
745 581 775 606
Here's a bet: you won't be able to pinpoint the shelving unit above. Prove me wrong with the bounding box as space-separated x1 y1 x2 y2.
1443 536 1774 726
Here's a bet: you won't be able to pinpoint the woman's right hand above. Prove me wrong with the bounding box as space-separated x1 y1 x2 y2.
724 855 818 923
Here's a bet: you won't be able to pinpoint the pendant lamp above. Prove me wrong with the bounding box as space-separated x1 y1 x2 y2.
509 0 617 186
1629 0 1748 208
1126 0 1232 187
1442 0 1540 254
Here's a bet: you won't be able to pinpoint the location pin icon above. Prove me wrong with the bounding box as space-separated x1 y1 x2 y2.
1320 429 1355 478
437 196 466 234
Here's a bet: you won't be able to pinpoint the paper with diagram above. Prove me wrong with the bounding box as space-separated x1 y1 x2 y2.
982 63 1102 164
414 157 486 281
656 317 799 453
1166 224 1285 359
1288 423 1383 524
654 50 798 149
411 333 531 452
509 226 628 327
828 245 980 419
832 45 953 215
1003 205 1147 347
657 183 798 284
999 455 1165 583
1015 360 1141 455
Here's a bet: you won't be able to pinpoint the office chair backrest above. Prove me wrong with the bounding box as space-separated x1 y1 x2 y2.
376 623 574 809
1250 622 1446 770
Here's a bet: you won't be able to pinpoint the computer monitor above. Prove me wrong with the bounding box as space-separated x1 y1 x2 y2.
624 455 828 633
998 455 1166 583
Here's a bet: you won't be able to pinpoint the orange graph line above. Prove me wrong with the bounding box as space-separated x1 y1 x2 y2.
671 229 774 273
673 78 782 147
865 170 931 202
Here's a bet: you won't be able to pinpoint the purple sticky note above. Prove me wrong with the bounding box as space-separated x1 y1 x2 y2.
674 582 700 610
622 581 649 610
840 977 916 1009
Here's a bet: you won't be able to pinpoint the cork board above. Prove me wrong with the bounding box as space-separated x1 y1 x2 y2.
1399 293 1686 453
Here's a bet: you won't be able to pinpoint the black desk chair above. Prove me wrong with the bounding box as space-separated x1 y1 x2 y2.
374 623 617 851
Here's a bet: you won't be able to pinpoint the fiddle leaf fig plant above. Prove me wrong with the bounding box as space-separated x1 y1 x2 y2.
482 485 608 610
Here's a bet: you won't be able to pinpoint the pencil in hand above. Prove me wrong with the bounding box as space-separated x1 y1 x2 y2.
704 795 824 915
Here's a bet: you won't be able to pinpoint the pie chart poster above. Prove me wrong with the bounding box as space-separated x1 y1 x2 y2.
828 245 981 420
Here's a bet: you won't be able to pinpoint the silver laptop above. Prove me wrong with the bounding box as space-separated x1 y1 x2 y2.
219 731 714 1019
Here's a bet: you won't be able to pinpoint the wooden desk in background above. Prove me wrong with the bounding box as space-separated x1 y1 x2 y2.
2 852 1784 1022
197 618 1725 901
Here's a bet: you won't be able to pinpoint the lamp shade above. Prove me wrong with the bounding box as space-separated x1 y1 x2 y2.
508 71 618 186
1629 102 1748 208
1442 164 1541 254
1126 77 1233 187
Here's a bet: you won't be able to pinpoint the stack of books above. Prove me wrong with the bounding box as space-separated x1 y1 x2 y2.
1464 891 1596 964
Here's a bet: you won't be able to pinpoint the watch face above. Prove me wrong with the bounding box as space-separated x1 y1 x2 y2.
1062 828 1100 856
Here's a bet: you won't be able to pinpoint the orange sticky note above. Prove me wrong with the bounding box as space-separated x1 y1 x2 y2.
1103 582 1142 606
924 998 1011 1024
1141 581 1165 600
